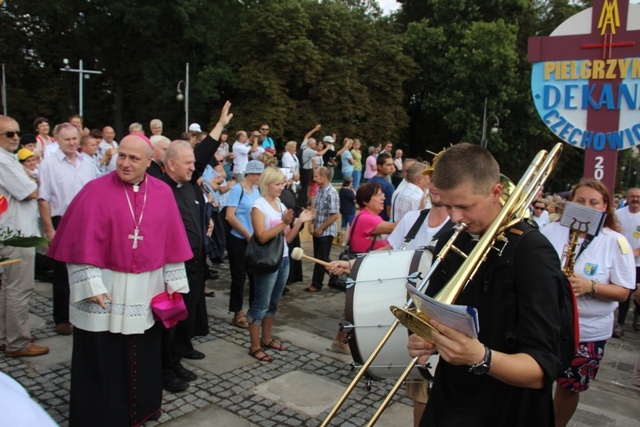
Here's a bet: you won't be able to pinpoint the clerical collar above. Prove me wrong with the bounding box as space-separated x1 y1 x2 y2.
131 177 146 193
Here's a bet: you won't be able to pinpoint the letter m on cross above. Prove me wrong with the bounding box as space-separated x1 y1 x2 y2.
528 0 640 193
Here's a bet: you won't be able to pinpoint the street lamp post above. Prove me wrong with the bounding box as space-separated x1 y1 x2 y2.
480 97 500 149
60 59 103 117
176 63 189 133
1 64 7 115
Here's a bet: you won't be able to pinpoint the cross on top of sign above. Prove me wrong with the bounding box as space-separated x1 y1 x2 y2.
528 0 640 193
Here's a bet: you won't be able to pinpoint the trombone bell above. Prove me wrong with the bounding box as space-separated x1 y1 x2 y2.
390 306 440 344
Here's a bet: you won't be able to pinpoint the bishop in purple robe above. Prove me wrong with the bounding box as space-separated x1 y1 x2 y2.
48 134 192 427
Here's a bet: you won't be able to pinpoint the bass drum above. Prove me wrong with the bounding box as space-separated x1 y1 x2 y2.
345 249 437 381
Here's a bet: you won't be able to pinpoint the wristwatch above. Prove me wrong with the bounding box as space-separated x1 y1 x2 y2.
469 345 492 375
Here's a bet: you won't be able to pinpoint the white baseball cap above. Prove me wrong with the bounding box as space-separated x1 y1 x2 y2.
188 123 202 132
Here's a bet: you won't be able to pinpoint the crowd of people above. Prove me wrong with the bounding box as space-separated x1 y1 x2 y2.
1 103 640 427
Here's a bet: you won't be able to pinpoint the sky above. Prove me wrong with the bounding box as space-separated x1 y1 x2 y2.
378 0 400 14
376 0 640 13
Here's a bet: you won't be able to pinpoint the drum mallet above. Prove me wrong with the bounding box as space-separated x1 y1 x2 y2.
291 247 350 274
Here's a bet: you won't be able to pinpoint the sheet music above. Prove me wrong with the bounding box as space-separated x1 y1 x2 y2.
406 283 479 338
560 202 605 236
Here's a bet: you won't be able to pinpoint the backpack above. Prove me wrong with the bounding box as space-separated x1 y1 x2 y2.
494 221 579 374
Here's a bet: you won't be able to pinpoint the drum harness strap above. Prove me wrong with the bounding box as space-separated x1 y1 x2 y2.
400 208 455 250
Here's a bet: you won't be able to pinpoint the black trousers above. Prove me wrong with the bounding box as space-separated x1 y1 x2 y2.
227 234 255 313
50 216 69 325
287 233 303 283
298 168 313 208
161 256 206 381
312 235 334 289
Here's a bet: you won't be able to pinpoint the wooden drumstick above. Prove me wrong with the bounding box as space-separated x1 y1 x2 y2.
291 247 350 274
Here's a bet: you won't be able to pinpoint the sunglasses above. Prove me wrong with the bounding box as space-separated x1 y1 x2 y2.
533 206 545 210
260 128 269 131
1 131 21 138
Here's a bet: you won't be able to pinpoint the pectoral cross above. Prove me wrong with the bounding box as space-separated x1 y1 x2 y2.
128 228 144 249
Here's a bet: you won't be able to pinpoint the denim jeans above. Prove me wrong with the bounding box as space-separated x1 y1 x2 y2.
247 257 290 325
352 170 362 189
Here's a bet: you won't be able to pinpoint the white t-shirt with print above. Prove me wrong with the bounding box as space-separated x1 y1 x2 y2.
252 197 289 258
386 210 450 251
615 206 640 267
541 221 635 341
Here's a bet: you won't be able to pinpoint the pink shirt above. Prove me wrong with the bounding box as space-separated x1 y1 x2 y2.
364 155 377 179
349 210 388 253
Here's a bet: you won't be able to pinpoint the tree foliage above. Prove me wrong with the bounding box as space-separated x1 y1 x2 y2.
399 0 591 191
0 0 602 191
0 0 240 137
224 0 417 146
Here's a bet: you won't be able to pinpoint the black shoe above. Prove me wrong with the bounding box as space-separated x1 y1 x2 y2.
184 349 205 360
176 365 197 382
163 377 189 393
149 411 162 421
283 287 290 294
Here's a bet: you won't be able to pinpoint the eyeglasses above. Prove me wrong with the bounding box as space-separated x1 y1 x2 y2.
533 206 545 210
260 128 269 131
0 131 21 138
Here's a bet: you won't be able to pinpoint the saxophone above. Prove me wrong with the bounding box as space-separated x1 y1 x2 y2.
561 218 589 276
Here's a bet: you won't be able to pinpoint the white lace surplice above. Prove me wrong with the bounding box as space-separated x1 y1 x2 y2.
68 262 189 335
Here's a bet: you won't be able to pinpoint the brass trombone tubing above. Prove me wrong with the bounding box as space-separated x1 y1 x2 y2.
433 143 563 305
322 143 563 426
365 144 564 425
366 357 420 427
320 224 468 427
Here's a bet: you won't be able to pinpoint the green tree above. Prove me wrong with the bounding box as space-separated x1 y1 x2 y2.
0 0 239 138
399 0 590 190
225 0 417 149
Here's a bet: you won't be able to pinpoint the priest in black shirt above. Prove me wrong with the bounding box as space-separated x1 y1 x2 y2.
159 102 232 392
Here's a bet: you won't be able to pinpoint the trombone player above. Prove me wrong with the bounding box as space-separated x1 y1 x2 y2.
407 143 566 425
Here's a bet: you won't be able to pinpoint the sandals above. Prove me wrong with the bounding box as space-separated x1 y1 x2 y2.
204 289 215 298
232 311 249 329
248 348 273 362
261 339 287 351
305 285 320 293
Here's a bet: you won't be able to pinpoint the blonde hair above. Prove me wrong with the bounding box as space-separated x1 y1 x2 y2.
259 166 285 196
285 140 297 151
257 152 278 167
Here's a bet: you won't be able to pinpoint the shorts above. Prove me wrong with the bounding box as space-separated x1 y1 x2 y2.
341 213 355 229
556 340 606 392
405 380 429 404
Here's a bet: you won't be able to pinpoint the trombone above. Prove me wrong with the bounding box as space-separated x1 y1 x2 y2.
321 142 563 426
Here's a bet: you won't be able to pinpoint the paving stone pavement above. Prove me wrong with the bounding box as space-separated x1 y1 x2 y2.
2 241 640 426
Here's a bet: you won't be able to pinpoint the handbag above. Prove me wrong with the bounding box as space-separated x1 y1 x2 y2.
151 292 188 329
245 232 285 274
